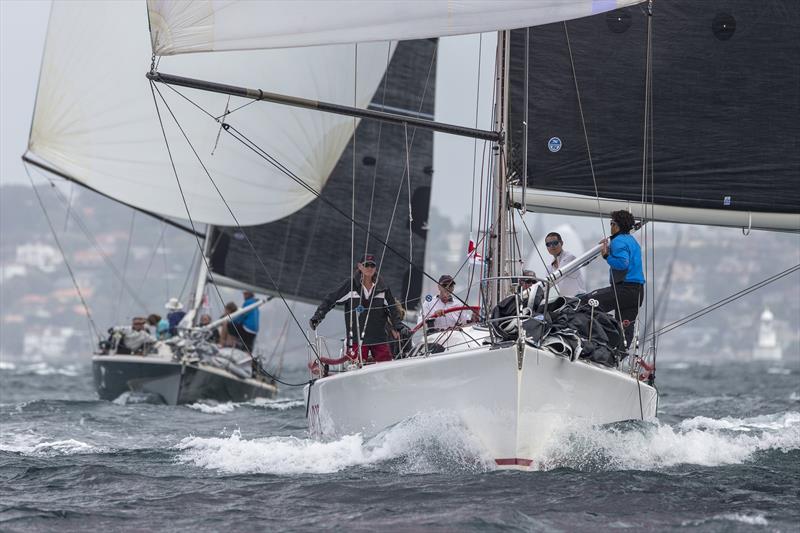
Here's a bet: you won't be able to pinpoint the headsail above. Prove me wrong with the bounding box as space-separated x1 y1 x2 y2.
507 0 800 231
148 0 644 55
27 0 394 226
207 40 436 307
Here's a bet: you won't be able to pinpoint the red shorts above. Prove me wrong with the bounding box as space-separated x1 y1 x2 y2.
348 343 393 363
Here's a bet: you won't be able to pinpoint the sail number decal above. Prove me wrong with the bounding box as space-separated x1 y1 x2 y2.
548 137 562 153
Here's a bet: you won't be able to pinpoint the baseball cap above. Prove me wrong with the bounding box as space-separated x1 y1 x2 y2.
438 274 455 286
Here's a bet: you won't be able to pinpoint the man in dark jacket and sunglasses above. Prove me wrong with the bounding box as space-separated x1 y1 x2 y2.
309 253 408 363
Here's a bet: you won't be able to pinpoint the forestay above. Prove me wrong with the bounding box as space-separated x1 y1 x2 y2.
28 0 394 226
506 0 800 231
208 40 436 307
148 0 644 55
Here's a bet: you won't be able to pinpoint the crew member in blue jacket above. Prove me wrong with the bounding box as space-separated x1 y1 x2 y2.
582 210 644 348
232 290 260 352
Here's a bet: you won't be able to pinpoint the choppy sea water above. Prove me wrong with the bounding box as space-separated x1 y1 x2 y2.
1 357 798 532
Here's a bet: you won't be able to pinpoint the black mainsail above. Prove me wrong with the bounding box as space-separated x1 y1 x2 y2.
507 0 799 230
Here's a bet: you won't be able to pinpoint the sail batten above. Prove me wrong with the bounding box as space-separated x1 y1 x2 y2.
147 0 644 56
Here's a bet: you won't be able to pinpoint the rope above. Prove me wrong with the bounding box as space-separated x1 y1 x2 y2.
563 20 623 324
644 264 800 342
24 165 101 341
133 220 168 300
150 81 319 359
349 43 358 353
113 211 136 324
363 43 392 256
32 171 148 311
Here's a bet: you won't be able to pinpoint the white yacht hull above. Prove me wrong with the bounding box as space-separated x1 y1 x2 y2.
306 343 657 469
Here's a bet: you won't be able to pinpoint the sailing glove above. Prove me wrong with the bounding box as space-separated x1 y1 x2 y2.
309 315 322 330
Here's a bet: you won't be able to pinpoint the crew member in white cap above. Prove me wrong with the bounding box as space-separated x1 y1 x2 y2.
164 297 186 336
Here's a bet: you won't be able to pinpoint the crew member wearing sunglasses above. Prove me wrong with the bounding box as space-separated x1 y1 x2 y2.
581 210 644 348
417 274 473 331
543 232 586 297
309 253 408 364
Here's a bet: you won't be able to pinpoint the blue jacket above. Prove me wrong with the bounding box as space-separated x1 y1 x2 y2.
234 296 260 334
606 233 645 285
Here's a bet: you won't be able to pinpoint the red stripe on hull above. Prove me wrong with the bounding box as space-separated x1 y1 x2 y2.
494 458 533 467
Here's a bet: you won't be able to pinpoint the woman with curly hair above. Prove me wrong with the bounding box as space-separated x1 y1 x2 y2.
582 210 644 349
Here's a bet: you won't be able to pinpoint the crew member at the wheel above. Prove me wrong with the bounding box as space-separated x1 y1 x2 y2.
309 253 408 364
418 274 473 331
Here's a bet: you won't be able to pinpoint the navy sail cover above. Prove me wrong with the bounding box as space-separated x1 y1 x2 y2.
209 40 436 307
507 0 799 214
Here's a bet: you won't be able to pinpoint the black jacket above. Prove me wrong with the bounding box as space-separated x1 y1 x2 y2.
313 276 404 346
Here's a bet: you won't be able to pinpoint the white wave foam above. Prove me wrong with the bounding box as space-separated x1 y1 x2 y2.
184 398 304 415
176 413 491 475
0 361 16 370
0 434 105 456
790 391 800 401
249 398 304 411
15 362 81 376
187 402 236 415
539 411 800 471
767 367 791 375
716 513 768 525
176 431 373 474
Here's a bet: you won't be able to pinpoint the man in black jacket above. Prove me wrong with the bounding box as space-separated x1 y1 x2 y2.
309 253 407 364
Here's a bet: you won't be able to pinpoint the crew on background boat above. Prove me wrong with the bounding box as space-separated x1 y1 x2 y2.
199 313 220 344
581 210 644 348
164 298 186 336
544 232 586 297
309 253 408 364
232 290 260 352
418 274 473 331
218 302 239 347
115 316 156 355
145 314 161 335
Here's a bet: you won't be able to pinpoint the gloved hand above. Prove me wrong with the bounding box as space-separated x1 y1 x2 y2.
309 315 322 330
397 324 411 338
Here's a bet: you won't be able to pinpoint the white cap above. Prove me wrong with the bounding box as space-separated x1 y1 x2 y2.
164 297 183 311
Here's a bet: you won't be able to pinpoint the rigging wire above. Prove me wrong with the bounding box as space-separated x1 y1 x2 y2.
24 164 101 342
350 42 358 354
638 1 656 360
132 220 168 301
563 20 624 326
643 264 800 342
149 81 319 361
363 43 392 256
31 170 149 311
113 211 136 325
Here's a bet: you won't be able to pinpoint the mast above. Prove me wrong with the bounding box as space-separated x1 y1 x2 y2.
487 30 512 310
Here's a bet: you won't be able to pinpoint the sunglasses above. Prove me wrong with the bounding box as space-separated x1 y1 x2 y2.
545 241 560 248
610 220 618 226
362 262 377 268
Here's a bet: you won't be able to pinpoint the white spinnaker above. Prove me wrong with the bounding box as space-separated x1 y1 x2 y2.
28 1 394 226
148 0 643 56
